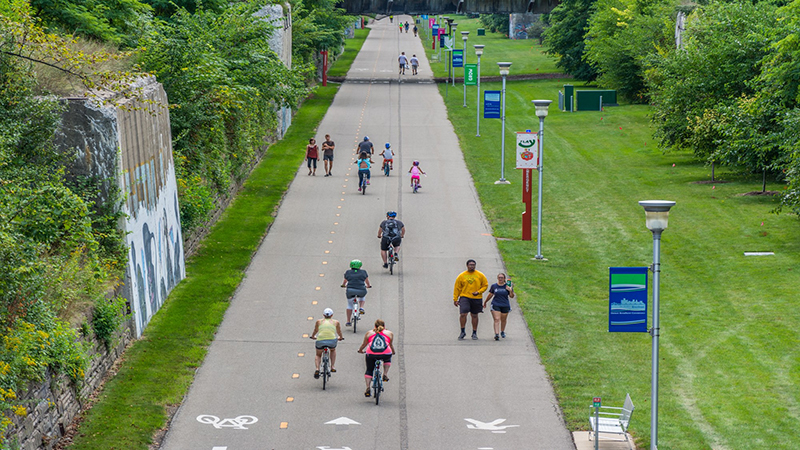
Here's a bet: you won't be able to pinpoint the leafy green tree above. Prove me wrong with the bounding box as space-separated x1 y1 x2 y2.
542 0 597 81
29 0 153 46
290 0 353 74
479 13 510 34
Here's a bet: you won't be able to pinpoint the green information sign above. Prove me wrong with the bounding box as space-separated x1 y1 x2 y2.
464 64 477 86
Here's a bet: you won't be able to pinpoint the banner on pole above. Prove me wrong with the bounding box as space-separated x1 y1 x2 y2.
444 36 454 49
608 267 649 332
484 91 501 119
516 132 538 169
452 50 463 67
464 64 477 86
431 23 438 33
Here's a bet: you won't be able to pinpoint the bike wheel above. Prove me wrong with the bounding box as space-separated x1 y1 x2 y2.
322 355 329 390
389 251 394 275
353 314 358 333
362 180 366 194
384 163 390 176
373 373 381 405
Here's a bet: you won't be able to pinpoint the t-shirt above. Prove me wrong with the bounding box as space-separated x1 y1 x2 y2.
344 269 369 290
410 166 421 177
323 140 335 156
489 283 511 308
379 219 404 237
358 141 373 155
398 54 408 65
306 144 318 159
453 270 489 300
382 148 393 159
356 158 371 170
410 56 419 66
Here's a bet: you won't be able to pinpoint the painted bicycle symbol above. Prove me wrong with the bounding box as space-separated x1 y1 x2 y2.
196 415 258 430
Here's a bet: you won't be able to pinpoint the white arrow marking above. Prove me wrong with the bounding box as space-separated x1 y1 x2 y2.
212 447 227 450
316 447 353 450
325 417 361 426
464 418 520 433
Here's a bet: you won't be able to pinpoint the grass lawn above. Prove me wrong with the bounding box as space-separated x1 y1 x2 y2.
440 78 800 449
327 27 370 77
67 87 339 449
419 15 559 78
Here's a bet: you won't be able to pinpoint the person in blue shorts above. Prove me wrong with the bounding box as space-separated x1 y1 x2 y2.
483 273 515 340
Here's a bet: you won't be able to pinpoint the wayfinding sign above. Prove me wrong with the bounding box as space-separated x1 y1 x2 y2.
464 64 477 86
608 267 648 332
516 132 538 169
484 90 501 118
452 50 463 67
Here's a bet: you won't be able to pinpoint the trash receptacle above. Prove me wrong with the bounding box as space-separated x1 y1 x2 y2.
477 28 485 36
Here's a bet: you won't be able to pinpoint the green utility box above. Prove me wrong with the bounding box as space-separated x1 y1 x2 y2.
575 90 617 111
477 28 485 36
563 84 574 112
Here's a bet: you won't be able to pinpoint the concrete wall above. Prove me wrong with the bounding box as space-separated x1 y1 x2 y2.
257 3 293 139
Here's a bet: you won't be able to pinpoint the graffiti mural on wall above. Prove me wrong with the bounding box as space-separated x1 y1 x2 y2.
119 82 186 336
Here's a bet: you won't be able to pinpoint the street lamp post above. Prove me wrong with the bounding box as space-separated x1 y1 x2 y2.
532 100 552 259
450 23 458 86
461 31 469 107
638 200 676 450
495 62 512 185
474 44 484 137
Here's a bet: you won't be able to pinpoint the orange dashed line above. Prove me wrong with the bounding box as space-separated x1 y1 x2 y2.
286 397 294 402
312 300 318 305
280 422 289 429
297 353 304 357
307 316 314 320
292 374 299 379
302 334 309 338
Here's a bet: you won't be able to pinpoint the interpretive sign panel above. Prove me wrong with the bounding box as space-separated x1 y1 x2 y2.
516 132 538 169
609 267 648 332
484 90 501 118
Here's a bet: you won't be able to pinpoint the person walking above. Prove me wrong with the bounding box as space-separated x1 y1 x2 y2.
357 319 395 397
410 54 419 75
306 138 319 175
322 134 335 176
413 24 418 37
398 52 408 75
453 259 488 340
483 273 515 340
404 21 409 33
309 308 344 378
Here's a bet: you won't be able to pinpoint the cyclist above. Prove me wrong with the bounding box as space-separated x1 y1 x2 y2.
355 152 371 191
341 260 371 325
358 136 374 157
381 143 394 171
310 308 344 378
408 160 426 190
357 319 395 397
389 15 393 23
378 211 405 268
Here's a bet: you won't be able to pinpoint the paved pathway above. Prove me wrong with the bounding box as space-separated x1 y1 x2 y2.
161 16 574 450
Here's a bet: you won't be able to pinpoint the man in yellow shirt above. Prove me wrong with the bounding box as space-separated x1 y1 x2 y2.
453 259 489 340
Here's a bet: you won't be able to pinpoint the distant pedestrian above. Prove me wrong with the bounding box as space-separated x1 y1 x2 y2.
404 21 409 33
306 138 319 176
483 273 515 340
413 24 418 37
453 259 488 340
399 23 403 33
410 54 419 75
322 134 335 176
398 52 408 75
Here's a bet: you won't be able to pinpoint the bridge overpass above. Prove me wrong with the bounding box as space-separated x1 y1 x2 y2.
338 0 560 15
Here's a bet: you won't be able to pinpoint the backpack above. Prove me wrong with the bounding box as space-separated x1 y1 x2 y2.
383 219 400 238
369 332 388 352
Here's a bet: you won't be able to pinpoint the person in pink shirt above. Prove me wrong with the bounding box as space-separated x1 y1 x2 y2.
408 160 426 190
357 319 395 397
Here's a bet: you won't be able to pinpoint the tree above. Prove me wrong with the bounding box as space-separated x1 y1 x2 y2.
479 13 510 35
543 0 598 81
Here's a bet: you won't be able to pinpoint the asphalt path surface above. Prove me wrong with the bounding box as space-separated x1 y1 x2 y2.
161 16 574 450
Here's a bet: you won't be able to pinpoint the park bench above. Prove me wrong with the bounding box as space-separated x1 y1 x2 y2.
589 393 635 443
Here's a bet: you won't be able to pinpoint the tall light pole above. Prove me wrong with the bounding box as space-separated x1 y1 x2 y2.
461 31 469 107
450 22 458 86
474 44 484 137
495 62 512 185
532 100 551 259
638 200 676 450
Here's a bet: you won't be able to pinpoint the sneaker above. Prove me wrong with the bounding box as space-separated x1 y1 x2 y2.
346 322 352 327
394 255 399 261
383 263 389 268
501 332 506 338
494 334 500 341
330 368 336 373
472 333 478 340
382 374 389 382
359 308 365 315
458 331 466 340
365 389 371 398
366 180 370 185
358 187 361 192
314 370 320 379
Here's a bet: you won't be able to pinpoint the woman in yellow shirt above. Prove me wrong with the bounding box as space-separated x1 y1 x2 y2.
310 308 344 378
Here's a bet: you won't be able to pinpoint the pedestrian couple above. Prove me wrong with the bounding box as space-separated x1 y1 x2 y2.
453 259 515 341
398 52 419 75
306 134 335 176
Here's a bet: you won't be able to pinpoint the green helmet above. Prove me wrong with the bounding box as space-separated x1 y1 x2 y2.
350 259 362 269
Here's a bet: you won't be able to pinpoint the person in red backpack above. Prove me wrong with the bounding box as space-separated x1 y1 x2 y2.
357 319 395 397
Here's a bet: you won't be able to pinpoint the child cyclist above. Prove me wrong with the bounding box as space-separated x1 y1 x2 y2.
408 160 425 190
381 143 394 172
355 152 371 191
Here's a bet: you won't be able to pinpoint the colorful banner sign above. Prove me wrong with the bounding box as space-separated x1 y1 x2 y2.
608 267 649 332
484 90 501 119
431 23 438 33
430 18 436 28
452 50 463 68
464 64 477 86
516 132 538 169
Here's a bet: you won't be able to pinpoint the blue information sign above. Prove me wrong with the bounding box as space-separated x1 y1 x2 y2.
432 24 439 33
484 90 501 119
422 14 428 19
608 267 649 332
452 50 463 68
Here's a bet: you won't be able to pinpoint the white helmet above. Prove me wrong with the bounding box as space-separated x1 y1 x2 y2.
323 308 334 317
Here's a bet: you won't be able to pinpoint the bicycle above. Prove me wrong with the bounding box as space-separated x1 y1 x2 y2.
350 297 361 332
372 359 384 405
320 345 333 389
360 172 368 194
383 160 390 176
387 242 396 275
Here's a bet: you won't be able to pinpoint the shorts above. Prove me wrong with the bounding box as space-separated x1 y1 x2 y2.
307 157 317 168
315 339 338 349
380 236 402 251
382 158 393 163
459 297 483 315
365 353 392 376
346 289 367 303
399 64 406 70
411 175 420 181
491 305 511 314
323 154 334 161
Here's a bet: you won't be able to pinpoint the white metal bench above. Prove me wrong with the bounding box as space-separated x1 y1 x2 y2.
589 393 635 443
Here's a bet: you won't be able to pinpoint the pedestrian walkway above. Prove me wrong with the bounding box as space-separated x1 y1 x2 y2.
161 16 575 450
